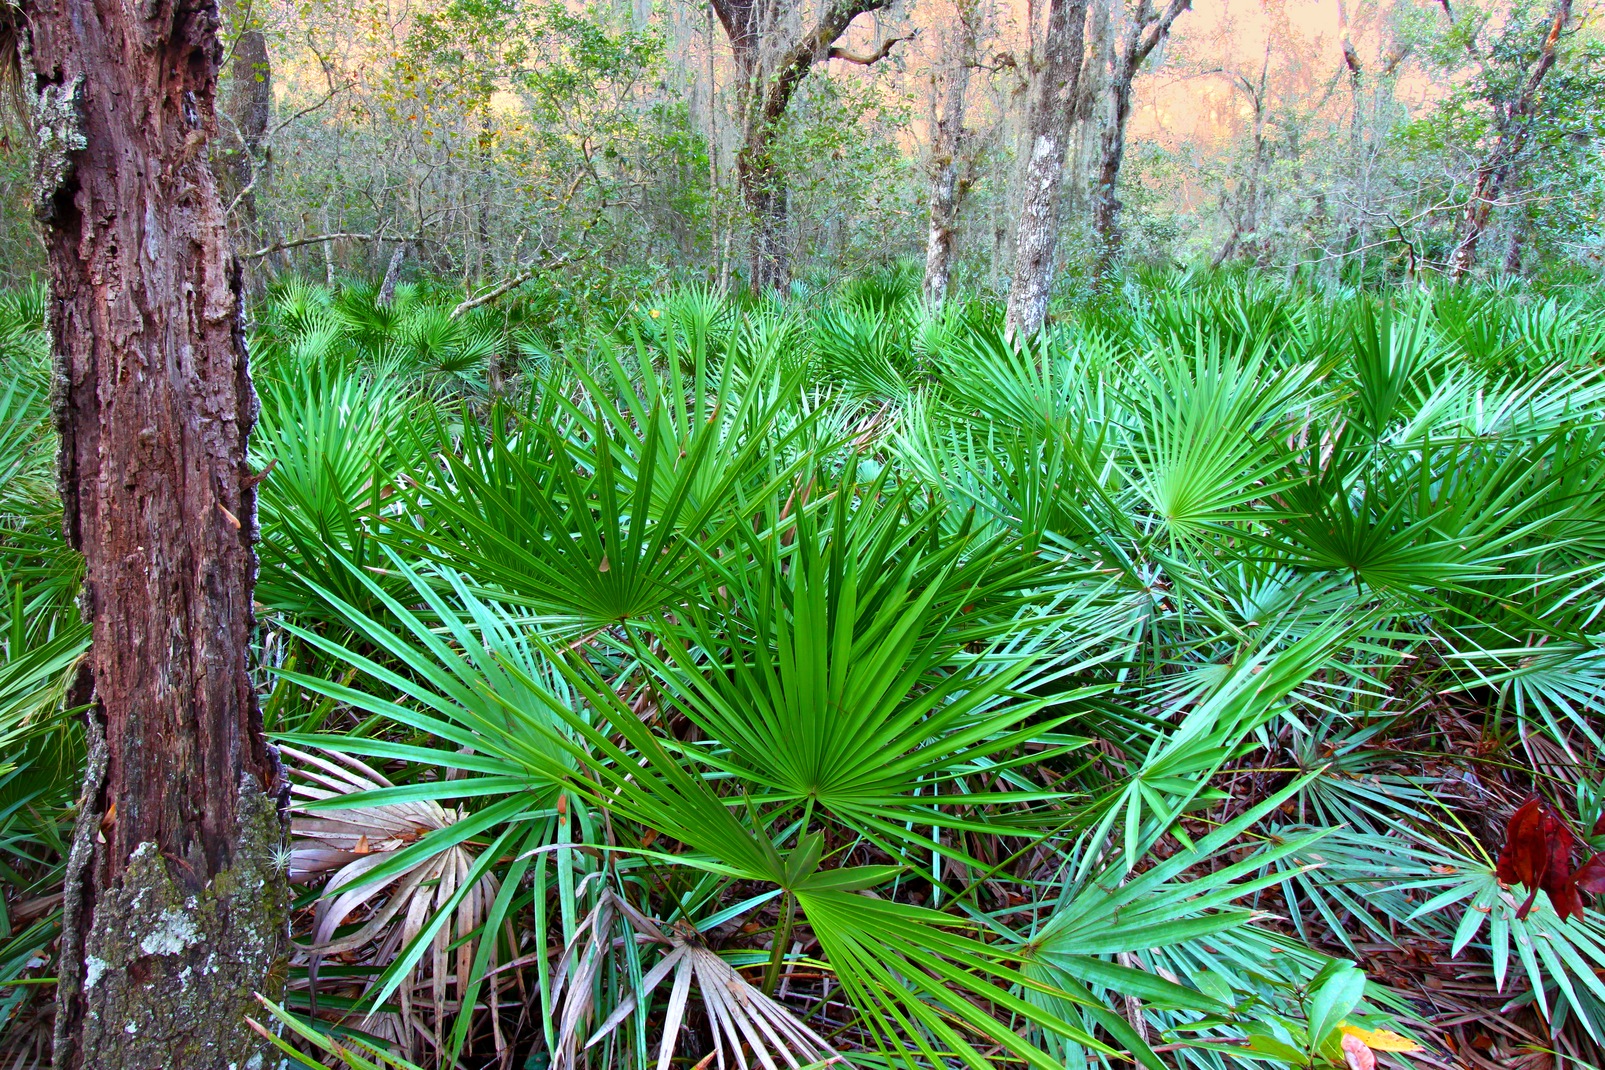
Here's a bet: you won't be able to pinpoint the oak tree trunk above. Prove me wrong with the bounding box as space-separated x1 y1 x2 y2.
1005 0 1091 337
1089 0 1190 281
1447 0 1570 282
739 137 792 293
710 0 903 293
20 0 290 1065
922 0 979 311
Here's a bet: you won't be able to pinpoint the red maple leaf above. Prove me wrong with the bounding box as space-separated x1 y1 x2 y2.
1572 852 1605 896
1496 795 1605 921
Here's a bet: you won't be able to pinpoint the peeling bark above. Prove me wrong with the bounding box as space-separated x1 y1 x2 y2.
17 0 289 1064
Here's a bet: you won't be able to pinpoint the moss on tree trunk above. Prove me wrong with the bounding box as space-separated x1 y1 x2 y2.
64 786 288 1070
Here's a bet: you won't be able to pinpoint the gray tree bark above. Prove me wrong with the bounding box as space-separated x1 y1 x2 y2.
1089 0 1191 280
922 0 980 310
18 0 290 1065
1447 0 1570 282
710 0 907 292
1005 0 1092 337
379 241 408 304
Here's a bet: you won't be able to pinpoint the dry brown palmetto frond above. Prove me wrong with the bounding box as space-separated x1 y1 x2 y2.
552 883 838 1070
284 745 508 1059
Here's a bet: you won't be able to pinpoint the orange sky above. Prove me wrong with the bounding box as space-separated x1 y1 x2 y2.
820 0 1446 159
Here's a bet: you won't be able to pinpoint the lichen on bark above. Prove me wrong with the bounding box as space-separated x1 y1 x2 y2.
30 73 85 225
67 783 289 1070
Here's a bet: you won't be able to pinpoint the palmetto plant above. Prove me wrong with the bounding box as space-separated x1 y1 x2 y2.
254 364 425 623
246 276 1605 1070
0 299 86 1062
9 272 1605 1070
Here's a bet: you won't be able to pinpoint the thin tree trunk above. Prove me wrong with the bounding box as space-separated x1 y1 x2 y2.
706 4 722 279
1336 0 1363 157
923 0 979 310
217 0 273 298
19 0 289 1066
1090 0 1191 280
1447 0 1570 282
1333 0 1366 257
1065 0 1114 218
1448 165 1504 282
379 240 408 304
1005 0 1091 337
922 158 963 311
227 17 272 227
739 140 791 292
321 202 337 288
1502 211 1526 275
1211 45 1272 268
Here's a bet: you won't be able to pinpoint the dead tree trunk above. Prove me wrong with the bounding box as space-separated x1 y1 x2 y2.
1004 0 1091 337
710 0 907 292
922 0 980 310
1089 0 1191 280
1332 0 1364 256
19 0 289 1066
379 240 408 304
1447 0 1570 282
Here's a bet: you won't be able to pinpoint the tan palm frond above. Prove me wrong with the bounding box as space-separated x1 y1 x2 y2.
553 885 839 1070
284 745 507 1058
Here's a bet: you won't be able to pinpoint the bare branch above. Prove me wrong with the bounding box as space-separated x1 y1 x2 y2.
242 232 378 259
450 268 541 319
1136 0 1191 64
829 30 917 65
267 87 340 142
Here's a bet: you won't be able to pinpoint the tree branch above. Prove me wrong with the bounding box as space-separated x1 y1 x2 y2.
829 30 916 65
762 0 896 123
1514 0 1572 123
450 268 541 318
709 0 758 59
241 232 379 259
1137 0 1192 65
